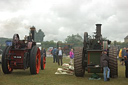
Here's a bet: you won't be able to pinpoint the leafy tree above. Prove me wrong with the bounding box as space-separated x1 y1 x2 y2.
42 40 56 49
65 34 83 47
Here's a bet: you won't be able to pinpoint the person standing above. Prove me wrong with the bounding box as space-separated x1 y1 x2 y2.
69 49 74 64
124 49 128 78
52 47 58 63
101 50 110 81
57 47 63 66
122 47 126 65
119 49 123 65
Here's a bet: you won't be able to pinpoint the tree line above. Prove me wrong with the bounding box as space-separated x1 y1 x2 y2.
41 34 83 49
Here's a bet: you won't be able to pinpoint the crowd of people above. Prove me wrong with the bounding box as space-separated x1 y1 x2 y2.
51 47 74 66
118 47 128 78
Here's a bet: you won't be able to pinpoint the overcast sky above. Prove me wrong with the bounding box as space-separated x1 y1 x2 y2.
0 0 128 42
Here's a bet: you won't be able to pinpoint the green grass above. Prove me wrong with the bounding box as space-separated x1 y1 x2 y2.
0 57 128 85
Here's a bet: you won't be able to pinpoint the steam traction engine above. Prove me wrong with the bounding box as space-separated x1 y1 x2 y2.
2 26 45 74
74 24 118 78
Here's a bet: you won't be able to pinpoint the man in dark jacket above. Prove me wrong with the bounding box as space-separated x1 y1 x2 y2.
52 47 58 63
57 47 63 66
101 50 110 81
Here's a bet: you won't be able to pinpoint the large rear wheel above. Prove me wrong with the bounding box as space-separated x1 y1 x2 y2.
109 46 118 78
30 46 41 74
2 46 13 74
74 47 85 77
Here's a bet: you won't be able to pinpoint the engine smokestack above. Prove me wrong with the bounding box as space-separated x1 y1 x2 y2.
95 24 102 40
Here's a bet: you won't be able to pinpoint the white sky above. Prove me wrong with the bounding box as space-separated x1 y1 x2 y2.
0 0 128 42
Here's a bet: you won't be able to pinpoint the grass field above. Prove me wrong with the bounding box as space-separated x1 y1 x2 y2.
0 57 128 85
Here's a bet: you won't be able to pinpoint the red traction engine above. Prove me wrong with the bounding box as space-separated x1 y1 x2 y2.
2 27 44 74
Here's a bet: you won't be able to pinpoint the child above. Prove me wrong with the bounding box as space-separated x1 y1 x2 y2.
69 49 74 64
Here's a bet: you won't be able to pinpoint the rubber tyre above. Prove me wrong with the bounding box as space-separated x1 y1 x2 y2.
109 46 118 78
30 46 41 74
2 46 13 74
74 47 85 77
41 55 46 70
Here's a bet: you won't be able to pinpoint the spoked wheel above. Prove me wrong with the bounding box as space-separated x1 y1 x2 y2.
74 47 85 77
2 46 13 74
41 55 46 70
30 46 41 74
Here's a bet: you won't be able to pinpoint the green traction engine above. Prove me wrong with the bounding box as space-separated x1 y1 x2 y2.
74 24 118 78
